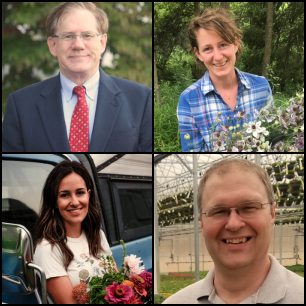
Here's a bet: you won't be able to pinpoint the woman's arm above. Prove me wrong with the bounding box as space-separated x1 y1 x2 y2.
47 276 78 304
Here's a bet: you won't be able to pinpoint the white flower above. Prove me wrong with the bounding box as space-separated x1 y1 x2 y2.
246 121 263 138
123 254 145 277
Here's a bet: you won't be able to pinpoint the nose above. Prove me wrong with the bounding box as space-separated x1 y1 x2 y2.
224 208 246 230
72 35 85 47
212 48 224 60
70 193 80 205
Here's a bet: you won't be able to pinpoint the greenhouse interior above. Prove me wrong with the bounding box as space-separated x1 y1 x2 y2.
154 154 304 298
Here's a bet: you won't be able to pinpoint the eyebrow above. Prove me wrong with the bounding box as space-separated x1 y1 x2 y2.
62 31 93 34
201 40 226 48
59 188 86 194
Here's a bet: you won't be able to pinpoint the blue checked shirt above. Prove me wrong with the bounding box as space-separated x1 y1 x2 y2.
177 67 274 152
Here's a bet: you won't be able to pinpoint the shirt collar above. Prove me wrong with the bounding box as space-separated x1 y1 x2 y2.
196 254 287 304
201 66 252 96
60 69 100 102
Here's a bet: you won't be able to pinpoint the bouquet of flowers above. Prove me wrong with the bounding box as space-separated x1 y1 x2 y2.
184 88 304 152
72 240 152 304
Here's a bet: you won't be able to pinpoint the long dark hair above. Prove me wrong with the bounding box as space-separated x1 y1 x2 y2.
34 160 105 271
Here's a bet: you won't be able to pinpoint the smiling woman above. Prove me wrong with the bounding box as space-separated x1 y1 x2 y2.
33 160 117 303
177 7 275 152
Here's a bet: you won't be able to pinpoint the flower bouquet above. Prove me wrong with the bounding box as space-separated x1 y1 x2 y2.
184 88 304 152
72 240 152 304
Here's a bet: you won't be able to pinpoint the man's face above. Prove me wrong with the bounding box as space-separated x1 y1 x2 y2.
194 28 238 79
47 9 107 81
200 169 275 270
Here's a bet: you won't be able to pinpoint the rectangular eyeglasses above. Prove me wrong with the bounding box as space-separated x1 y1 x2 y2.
52 32 103 42
198 201 271 223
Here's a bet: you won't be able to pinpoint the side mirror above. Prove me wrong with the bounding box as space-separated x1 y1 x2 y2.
2 222 47 304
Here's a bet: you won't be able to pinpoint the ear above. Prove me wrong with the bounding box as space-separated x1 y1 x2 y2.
270 202 276 225
194 47 201 60
47 37 58 57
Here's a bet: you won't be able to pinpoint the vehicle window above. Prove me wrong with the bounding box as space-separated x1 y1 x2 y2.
116 182 152 230
2 160 54 243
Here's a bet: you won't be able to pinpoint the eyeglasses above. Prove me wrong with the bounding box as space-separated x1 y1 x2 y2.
198 201 271 223
52 32 103 42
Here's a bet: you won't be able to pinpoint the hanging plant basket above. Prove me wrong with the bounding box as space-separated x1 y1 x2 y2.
281 191 289 197
296 169 304 176
278 198 286 206
290 190 300 196
287 161 296 170
290 182 302 190
285 172 295 179
275 174 284 182
272 164 282 174
278 184 289 191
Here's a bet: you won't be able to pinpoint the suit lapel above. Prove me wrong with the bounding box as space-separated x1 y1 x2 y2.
89 68 123 151
37 74 71 151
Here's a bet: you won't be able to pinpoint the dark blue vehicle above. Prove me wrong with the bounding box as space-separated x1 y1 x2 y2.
2 154 152 304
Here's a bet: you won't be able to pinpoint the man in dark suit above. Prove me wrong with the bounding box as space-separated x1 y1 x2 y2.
2 3 152 152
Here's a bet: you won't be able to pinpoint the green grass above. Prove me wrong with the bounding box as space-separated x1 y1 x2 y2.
160 264 304 295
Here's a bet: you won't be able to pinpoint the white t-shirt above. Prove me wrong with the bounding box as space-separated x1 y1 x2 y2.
34 229 113 292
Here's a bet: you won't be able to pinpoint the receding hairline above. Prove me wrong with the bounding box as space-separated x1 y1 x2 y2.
202 169 267 210
197 159 274 214
57 9 98 33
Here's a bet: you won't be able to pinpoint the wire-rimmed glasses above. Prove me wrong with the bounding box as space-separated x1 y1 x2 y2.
198 201 271 223
52 32 103 42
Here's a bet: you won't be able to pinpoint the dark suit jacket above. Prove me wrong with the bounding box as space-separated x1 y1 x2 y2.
2 68 152 152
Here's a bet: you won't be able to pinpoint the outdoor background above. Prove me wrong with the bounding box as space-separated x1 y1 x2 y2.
2 2 152 120
154 2 304 152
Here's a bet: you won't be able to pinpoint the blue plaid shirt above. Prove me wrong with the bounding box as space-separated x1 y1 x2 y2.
177 67 274 152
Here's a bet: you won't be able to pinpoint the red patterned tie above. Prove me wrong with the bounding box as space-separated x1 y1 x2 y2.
69 86 89 152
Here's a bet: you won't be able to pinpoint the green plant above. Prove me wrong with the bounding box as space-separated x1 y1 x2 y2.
154 294 166 304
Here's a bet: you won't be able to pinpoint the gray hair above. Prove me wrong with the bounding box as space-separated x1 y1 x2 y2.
46 2 109 38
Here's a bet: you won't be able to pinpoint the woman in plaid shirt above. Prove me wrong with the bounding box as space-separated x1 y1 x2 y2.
178 8 274 152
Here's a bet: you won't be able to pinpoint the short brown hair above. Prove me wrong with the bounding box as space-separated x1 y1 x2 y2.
197 158 274 214
46 2 109 38
187 7 244 70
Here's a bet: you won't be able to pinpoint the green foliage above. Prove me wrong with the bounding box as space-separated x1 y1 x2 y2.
88 272 129 304
155 2 304 96
266 63 281 94
2 2 152 117
88 240 129 304
164 46 196 88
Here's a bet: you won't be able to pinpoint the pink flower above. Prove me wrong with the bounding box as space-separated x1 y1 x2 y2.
139 271 152 288
104 282 134 304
